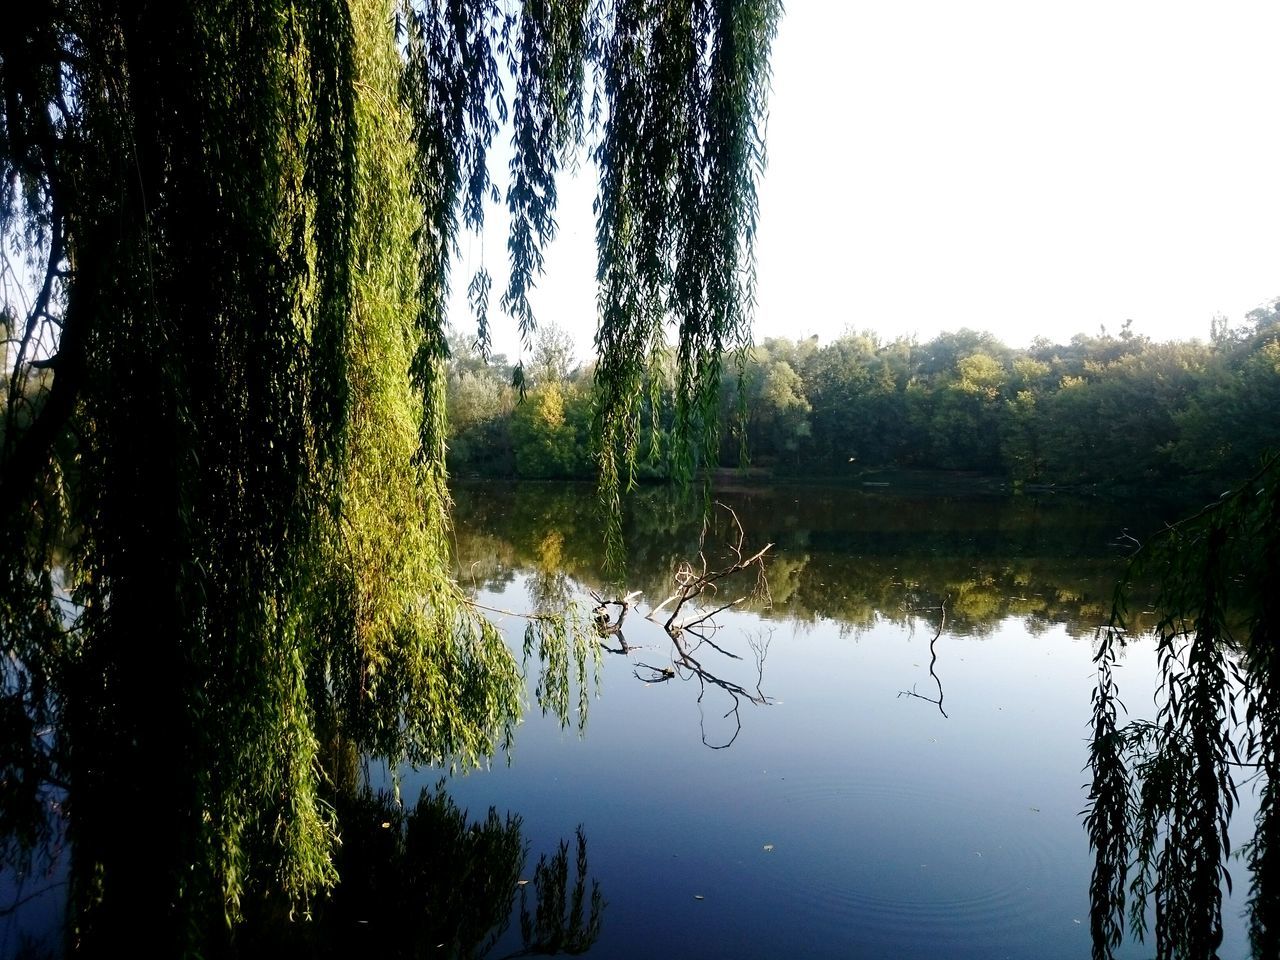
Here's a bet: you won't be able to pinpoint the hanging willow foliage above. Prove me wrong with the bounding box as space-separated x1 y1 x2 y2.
1086 455 1280 960
1 0 780 951
592 0 779 531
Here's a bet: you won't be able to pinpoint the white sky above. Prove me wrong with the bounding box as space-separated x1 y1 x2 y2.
452 0 1280 362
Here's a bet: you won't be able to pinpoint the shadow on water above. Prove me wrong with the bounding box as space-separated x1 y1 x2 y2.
2 774 604 960
243 782 603 960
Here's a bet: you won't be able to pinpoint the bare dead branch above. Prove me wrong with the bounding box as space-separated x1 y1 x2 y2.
646 593 679 620
593 502 775 748
589 589 640 636
680 597 743 635
634 662 675 683
466 598 562 623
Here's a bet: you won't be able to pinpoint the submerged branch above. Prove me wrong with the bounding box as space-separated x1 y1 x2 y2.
600 503 774 748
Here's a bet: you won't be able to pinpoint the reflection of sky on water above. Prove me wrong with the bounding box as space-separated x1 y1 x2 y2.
424 565 1254 960
0 813 66 957
1 567 72 958
3 486 1257 958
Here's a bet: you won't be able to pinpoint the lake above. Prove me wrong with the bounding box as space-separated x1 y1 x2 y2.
0 481 1257 958
402 481 1255 960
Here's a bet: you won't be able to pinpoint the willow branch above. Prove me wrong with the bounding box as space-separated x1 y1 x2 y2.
466 598 562 623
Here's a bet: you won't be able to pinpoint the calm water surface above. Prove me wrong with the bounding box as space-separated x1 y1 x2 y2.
404 481 1254 960
0 482 1256 958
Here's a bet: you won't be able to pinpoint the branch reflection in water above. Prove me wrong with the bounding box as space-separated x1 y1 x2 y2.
451 481 1162 640
897 596 949 719
449 481 1272 957
590 502 776 748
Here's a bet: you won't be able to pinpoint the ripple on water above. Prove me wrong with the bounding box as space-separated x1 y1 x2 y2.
762 770 1077 955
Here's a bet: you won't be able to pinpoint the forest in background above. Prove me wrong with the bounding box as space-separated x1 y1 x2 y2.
5 0 1277 954
448 300 1280 503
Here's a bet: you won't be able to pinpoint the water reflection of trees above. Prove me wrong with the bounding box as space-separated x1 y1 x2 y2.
3 563 603 956
451 482 1160 638
240 779 603 959
452 482 1154 744
1086 459 1280 960
2 776 604 960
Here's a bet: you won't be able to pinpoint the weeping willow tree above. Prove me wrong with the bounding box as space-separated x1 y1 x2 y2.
0 0 779 953
1087 455 1280 960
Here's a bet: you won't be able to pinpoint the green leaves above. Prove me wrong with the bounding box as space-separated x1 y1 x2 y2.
593 0 782 496
502 0 592 349
1 0 781 948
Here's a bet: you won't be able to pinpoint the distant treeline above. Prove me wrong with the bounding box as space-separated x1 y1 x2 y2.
446 302 1280 501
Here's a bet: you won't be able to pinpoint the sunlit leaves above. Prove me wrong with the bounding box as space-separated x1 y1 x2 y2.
1 0 782 948
400 0 508 449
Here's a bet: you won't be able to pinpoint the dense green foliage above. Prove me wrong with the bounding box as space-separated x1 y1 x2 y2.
448 311 1280 502
4 1 1276 956
0 0 778 951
